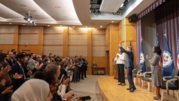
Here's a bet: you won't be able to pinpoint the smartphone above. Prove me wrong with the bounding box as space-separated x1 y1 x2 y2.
59 74 64 84
80 96 91 100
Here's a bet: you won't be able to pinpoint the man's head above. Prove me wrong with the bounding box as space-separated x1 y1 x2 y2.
80 55 83 59
43 72 58 95
75 56 78 60
16 53 25 64
45 64 60 78
30 53 35 58
127 46 132 51
3 54 10 61
36 55 41 61
8 52 14 58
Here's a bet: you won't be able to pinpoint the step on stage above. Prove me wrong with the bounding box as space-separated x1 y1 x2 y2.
98 76 177 101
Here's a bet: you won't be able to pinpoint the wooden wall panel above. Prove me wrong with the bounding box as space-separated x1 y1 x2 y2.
0 26 14 33
43 46 63 56
19 26 40 33
44 27 63 34
92 29 105 35
69 28 88 34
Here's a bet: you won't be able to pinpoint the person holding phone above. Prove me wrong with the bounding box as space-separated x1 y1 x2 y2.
114 48 125 86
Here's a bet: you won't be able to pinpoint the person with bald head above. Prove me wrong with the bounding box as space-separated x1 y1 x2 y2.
7 52 16 67
119 42 136 92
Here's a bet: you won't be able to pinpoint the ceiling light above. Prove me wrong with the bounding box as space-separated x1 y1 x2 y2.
47 25 50 26
9 23 11 24
100 25 103 28
23 24 25 25
24 11 35 25
73 26 75 28
112 21 114 23
34 24 37 26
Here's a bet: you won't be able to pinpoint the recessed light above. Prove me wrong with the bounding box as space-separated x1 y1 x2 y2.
23 24 25 25
100 25 103 28
73 26 75 28
9 23 11 25
47 25 50 26
55 6 61 8
34 24 37 26
112 21 114 23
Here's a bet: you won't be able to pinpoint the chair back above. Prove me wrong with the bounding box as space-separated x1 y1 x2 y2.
136 64 143 74
171 68 179 79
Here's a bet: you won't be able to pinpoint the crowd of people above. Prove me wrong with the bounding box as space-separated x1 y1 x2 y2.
0 49 88 101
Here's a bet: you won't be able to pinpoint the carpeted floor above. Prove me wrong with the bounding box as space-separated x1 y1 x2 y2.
71 75 103 101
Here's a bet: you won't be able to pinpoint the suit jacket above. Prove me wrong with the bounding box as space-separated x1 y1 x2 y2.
0 60 9 66
27 59 35 71
120 47 134 69
7 58 16 67
11 62 25 91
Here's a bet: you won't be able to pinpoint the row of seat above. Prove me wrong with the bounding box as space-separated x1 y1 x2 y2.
132 65 179 101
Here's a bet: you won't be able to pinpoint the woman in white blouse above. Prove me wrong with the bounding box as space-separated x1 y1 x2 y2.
114 48 125 86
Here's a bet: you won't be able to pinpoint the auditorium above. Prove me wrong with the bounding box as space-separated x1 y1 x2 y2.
0 0 179 101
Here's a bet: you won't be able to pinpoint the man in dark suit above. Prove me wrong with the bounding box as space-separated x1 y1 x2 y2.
11 53 26 91
0 54 10 66
79 56 84 80
8 52 16 67
119 42 136 92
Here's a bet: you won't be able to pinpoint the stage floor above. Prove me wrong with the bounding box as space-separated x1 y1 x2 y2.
98 76 178 101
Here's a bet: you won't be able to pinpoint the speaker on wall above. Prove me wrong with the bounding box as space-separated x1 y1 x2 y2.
128 14 138 22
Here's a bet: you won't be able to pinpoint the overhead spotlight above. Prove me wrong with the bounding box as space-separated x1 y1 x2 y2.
100 25 103 28
112 21 114 23
47 25 50 27
9 23 11 25
24 11 35 24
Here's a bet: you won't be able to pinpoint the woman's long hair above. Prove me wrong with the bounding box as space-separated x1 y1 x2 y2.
154 46 162 56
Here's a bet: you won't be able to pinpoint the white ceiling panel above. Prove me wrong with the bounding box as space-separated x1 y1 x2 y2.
0 3 23 19
34 0 80 21
0 0 54 20
100 0 125 12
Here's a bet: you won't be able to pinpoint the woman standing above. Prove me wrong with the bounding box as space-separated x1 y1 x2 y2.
114 48 125 86
146 46 162 100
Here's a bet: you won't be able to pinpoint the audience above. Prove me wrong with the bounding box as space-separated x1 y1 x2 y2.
0 49 88 101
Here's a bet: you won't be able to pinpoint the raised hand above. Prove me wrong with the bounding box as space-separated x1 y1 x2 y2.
146 55 150 60
13 73 23 79
35 63 39 69
2 85 13 94
27 71 32 76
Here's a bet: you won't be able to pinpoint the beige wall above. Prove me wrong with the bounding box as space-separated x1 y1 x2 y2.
141 11 156 71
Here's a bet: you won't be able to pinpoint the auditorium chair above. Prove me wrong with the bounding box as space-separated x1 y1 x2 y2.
132 65 143 86
141 73 152 91
161 68 179 101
